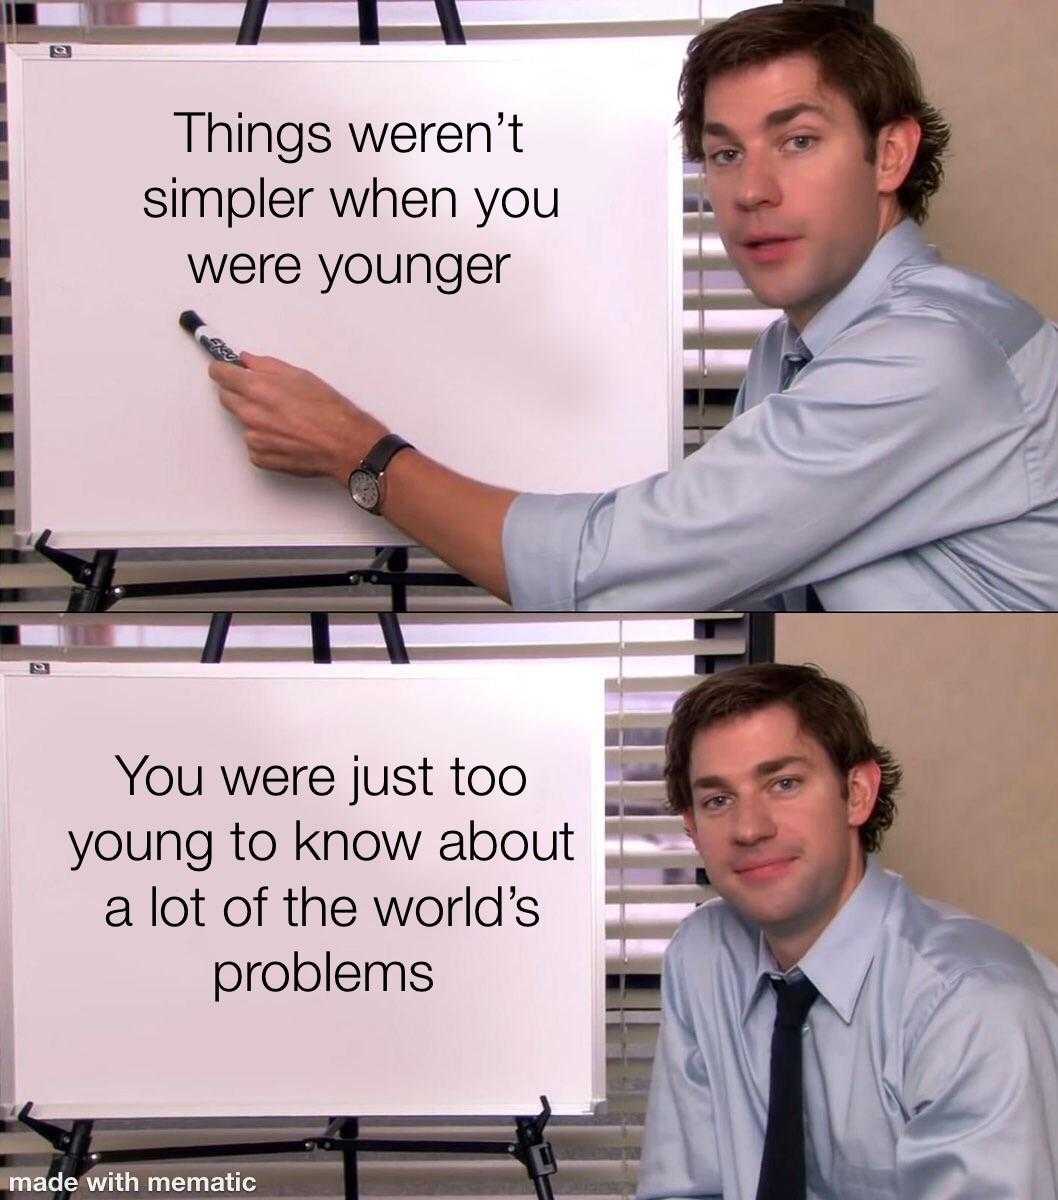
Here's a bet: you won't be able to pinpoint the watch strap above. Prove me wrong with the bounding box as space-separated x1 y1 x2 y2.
360 433 413 476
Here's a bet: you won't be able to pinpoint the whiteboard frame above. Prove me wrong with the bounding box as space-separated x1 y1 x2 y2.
8 40 686 550
0 660 608 1119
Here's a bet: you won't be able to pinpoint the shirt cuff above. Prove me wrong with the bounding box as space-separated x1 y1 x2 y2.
501 490 602 610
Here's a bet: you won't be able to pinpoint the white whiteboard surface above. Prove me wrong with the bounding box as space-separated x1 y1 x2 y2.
9 40 685 549
0 663 606 1118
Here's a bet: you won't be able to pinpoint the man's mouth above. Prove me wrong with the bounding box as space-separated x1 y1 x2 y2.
734 857 796 881
740 235 801 264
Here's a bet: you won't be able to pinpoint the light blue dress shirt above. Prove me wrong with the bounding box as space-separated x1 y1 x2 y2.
635 857 1058 1200
502 220 1058 610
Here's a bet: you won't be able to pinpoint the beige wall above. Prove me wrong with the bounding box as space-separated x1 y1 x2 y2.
775 614 1058 963
877 0 1058 319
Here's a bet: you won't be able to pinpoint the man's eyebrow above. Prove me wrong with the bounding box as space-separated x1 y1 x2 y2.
703 102 832 141
754 755 811 777
690 755 811 791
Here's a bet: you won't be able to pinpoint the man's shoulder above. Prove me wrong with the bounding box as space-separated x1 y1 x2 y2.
666 894 754 966
660 897 758 1019
886 876 1058 1015
854 253 1051 367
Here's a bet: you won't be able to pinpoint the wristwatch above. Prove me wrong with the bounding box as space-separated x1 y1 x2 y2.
347 434 414 514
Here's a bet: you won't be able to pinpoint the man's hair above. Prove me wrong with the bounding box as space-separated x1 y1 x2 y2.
664 663 901 854
677 2 951 223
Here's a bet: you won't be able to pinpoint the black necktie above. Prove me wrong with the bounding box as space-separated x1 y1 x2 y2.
755 975 820 1200
779 351 810 392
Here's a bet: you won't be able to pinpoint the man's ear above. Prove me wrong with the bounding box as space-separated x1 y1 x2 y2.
875 116 922 201
846 760 882 830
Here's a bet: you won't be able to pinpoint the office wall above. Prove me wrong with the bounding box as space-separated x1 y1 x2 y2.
775 614 1058 964
877 0 1058 319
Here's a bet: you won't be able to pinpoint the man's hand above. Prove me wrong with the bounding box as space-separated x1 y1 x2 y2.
209 352 389 485
207 350 517 603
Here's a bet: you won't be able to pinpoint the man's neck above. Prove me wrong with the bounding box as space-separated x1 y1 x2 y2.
786 205 909 335
765 854 868 971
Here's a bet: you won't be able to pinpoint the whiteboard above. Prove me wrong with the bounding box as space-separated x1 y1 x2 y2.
8 40 685 549
0 663 606 1118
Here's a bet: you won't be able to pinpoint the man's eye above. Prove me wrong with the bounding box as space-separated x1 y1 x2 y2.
700 794 731 811
786 134 818 152
773 776 800 793
707 148 740 166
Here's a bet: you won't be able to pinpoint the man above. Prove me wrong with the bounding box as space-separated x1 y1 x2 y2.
637 662 1058 1199
210 4 1058 610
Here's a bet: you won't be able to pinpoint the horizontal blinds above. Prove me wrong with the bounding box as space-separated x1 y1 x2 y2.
0 3 777 612
0 613 748 1193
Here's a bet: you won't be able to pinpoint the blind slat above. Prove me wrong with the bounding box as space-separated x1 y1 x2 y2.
683 348 749 389
608 883 706 905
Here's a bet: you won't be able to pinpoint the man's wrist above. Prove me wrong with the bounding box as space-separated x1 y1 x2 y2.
375 442 421 519
347 433 415 515
333 416 390 485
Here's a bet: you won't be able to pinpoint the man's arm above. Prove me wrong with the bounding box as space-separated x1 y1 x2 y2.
211 308 1030 610
503 310 1035 609
209 354 517 601
637 936 724 1200
896 967 1058 1198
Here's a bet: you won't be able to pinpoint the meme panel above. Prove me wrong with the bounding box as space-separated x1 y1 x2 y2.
4 0 1057 613
2 612 1058 1200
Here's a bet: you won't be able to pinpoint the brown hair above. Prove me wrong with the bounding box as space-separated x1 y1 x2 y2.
677 2 951 223
664 663 900 854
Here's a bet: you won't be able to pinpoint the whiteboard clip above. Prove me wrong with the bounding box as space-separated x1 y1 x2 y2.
17 1101 71 1148
17 1101 96 1198
512 1096 558 1199
33 530 121 614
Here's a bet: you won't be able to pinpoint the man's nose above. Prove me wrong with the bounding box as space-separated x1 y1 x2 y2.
732 793 778 843
735 151 781 210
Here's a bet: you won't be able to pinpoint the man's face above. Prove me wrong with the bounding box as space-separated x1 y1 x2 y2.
701 53 891 331
682 703 877 961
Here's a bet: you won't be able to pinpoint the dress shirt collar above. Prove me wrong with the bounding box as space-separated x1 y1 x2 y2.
743 856 896 1026
783 218 938 359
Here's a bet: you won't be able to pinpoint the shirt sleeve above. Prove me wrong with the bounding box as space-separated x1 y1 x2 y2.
636 933 724 1200
896 966 1058 1199
502 307 1031 611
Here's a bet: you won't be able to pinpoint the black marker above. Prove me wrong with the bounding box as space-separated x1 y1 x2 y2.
179 310 243 365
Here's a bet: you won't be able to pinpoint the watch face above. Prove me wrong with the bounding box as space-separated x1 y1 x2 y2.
349 470 381 512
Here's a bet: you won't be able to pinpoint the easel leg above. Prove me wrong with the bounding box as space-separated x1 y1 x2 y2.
310 612 332 664
236 0 268 44
357 0 379 44
67 550 116 613
435 0 466 43
46 1118 94 1200
201 613 233 663
388 547 409 613
378 612 409 664
338 1117 359 1200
